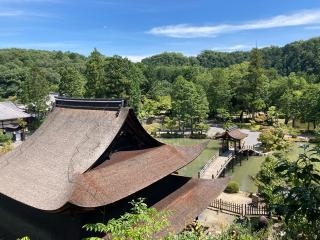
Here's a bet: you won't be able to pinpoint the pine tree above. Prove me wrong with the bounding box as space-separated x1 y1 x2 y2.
59 67 85 97
101 56 143 111
85 48 105 98
21 67 49 120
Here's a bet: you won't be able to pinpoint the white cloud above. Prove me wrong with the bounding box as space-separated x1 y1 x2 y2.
212 44 254 52
148 9 320 38
0 10 25 17
124 55 149 62
0 9 51 17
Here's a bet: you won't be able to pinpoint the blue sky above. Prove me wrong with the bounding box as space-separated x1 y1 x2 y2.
1 0 320 61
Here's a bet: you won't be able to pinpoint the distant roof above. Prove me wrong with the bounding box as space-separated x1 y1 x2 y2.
0 98 207 211
0 102 30 121
217 127 248 140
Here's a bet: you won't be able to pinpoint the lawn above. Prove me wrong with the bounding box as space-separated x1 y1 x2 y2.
157 138 220 177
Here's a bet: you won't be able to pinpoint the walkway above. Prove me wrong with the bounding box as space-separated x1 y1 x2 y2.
200 127 264 179
201 151 233 179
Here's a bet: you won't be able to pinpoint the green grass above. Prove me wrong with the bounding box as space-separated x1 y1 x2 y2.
157 138 220 177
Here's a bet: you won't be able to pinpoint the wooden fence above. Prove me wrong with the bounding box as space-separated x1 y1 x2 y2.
210 199 269 216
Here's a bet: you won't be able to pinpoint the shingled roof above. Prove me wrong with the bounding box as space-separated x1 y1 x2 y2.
0 98 210 211
154 176 229 237
216 126 248 140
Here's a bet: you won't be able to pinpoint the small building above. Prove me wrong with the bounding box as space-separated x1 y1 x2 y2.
216 126 248 154
0 97 228 239
0 102 30 141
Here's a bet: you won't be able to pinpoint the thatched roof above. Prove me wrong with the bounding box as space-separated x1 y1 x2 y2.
0 99 208 211
70 143 207 207
0 102 30 121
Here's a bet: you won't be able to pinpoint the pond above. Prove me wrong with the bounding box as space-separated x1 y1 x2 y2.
226 142 315 193
157 138 220 177
158 138 315 193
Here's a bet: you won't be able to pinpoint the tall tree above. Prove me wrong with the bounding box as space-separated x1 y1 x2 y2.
171 76 208 133
246 48 268 116
207 68 232 117
101 56 143 111
85 48 105 98
21 67 49 120
299 84 320 129
59 67 85 97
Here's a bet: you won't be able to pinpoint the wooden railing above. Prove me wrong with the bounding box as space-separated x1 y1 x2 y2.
212 152 234 179
210 199 269 216
198 154 217 178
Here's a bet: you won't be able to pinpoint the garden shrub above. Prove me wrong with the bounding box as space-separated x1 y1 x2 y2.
224 181 240 193
143 123 161 136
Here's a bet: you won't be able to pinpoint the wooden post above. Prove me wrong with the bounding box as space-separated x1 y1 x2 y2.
231 158 234 172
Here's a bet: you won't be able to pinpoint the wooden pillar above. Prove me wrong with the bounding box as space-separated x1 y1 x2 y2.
231 157 234 172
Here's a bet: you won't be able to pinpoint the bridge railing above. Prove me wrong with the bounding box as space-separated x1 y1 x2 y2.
210 199 269 216
212 153 234 179
198 154 217 178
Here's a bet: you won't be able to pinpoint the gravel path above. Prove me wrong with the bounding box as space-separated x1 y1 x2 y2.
206 126 261 147
198 192 253 234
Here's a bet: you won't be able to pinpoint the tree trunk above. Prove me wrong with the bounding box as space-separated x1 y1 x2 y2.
314 121 316 129
284 116 289 125
292 118 296 128
240 111 244 123
308 122 310 131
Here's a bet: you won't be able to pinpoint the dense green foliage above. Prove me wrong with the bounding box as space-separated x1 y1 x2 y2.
256 143 320 239
83 198 170 240
1 37 320 129
224 181 240 193
258 127 291 152
85 199 272 240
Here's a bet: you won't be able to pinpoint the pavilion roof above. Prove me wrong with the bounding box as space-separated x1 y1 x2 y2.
217 127 248 140
0 98 208 211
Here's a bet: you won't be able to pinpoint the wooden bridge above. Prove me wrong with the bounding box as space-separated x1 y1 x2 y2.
209 199 269 217
198 127 265 180
199 151 234 179
198 144 263 180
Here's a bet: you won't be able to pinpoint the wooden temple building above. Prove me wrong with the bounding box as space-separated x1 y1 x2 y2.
0 98 228 239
